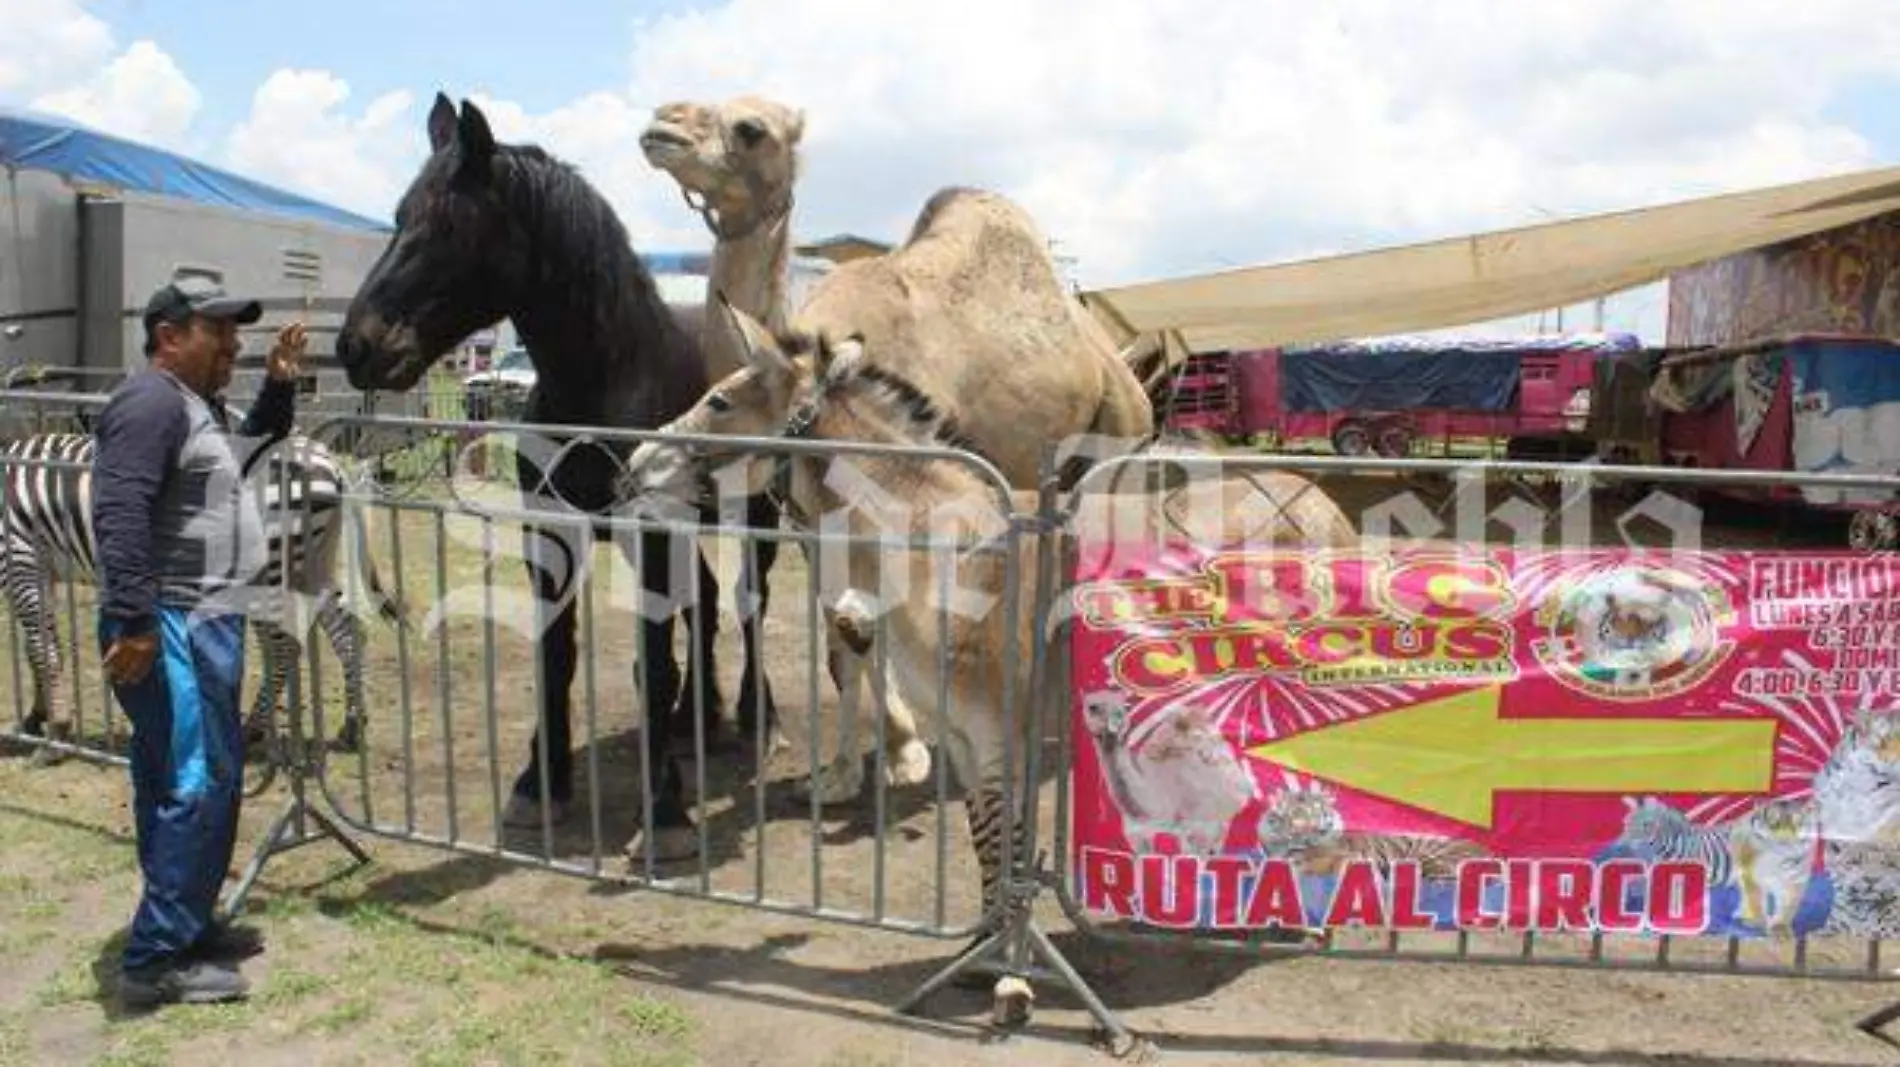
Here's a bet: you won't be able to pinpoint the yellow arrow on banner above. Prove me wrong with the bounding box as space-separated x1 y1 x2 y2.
1246 687 1779 830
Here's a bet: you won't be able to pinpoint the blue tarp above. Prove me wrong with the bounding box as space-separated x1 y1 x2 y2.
1785 336 1900 502
1279 348 1525 412
0 105 391 232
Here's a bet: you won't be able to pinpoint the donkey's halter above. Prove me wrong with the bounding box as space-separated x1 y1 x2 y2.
681 165 793 242
768 396 820 528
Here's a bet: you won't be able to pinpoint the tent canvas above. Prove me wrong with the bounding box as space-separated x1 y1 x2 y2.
0 105 389 233
1083 164 1900 355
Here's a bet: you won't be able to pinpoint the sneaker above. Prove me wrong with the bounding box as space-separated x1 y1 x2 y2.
119 959 251 1008
192 922 265 961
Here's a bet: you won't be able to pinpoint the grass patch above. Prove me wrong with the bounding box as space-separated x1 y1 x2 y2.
300 994 375 1035
0 1014 28 1064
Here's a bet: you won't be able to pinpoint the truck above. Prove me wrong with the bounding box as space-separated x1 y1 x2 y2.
0 104 403 429
1156 331 1640 459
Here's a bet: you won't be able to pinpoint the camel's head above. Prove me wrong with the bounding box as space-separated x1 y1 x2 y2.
619 297 855 510
640 96 804 235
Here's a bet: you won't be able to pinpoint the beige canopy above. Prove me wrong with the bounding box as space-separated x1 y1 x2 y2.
1083 163 1900 357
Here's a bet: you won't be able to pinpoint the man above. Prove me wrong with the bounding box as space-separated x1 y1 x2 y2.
93 275 308 1008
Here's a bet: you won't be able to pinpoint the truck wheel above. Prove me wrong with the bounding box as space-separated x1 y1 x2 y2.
1331 420 1371 457
1373 424 1414 458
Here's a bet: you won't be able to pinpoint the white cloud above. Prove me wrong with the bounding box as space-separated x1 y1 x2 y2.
0 0 112 96
223 69 415 224
0 0 198 149
604 0 1900 295
6 0 1900 342
30 40 200 148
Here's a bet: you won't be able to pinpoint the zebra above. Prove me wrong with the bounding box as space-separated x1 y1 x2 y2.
1 430 406 756
1612 796 1739 889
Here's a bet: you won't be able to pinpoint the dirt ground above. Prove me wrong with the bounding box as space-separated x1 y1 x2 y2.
4 465 1899 1066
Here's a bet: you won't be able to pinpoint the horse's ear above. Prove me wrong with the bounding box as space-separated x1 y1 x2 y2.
786 108 807 147
428 92 456 153
456 99 497 172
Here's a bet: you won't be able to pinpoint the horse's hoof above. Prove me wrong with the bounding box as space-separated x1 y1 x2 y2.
886 739 932 788
501 793 570 831
991 975 1034 1030
625 824 700 865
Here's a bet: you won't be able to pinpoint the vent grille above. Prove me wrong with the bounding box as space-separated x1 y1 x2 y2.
282 249 322 284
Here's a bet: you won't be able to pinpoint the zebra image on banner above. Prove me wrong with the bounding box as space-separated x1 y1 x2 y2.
1066 545 1900 941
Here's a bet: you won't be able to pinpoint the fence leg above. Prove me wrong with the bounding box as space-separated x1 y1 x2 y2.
894 861 1146 1058
1857 999 1900 1051
219 723 372 921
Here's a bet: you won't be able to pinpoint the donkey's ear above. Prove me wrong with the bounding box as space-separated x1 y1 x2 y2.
428 92 457 153
714 292 792 377
456 99 497 174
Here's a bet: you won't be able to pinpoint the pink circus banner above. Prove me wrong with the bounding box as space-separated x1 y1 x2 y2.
1067 546 1900 939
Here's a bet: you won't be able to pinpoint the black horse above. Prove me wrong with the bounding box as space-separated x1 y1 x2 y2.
334 92 775 861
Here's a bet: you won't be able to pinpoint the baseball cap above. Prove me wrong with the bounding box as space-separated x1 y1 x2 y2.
143 275 263 339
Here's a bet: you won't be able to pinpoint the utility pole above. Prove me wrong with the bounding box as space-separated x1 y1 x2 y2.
1049 237 1081 293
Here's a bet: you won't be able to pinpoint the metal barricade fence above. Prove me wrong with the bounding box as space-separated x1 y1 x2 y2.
264 410 1038 1003
1023 446 1900 1054
14 397 1900 1056
0 390 125 768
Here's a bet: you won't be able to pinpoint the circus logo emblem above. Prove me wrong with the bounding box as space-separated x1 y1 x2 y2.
1531 565 1736 701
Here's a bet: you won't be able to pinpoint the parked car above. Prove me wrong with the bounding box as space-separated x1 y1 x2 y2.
463 346 535 419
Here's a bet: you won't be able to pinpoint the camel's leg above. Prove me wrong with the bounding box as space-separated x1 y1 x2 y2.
802 623 868 806
877 676 931 789
732 491 784 753
834 594 932 792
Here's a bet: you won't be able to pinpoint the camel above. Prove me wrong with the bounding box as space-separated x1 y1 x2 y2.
785 185 1155 484
619 306 1360 1025
641 95 804 378
640 94 935 803
621 184 1157 804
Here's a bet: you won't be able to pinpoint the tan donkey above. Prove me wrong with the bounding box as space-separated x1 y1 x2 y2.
621 303 1359 1025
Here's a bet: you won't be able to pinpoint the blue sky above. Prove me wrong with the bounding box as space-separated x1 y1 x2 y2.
7 0 1900 341
86 0 696 129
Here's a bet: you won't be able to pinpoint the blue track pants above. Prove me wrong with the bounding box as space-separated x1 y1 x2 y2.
100 606 246 972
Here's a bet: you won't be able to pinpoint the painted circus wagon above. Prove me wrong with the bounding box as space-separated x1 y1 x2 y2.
1606 333 1900 549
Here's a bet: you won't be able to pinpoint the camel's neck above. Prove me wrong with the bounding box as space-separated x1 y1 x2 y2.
704 206 793 381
